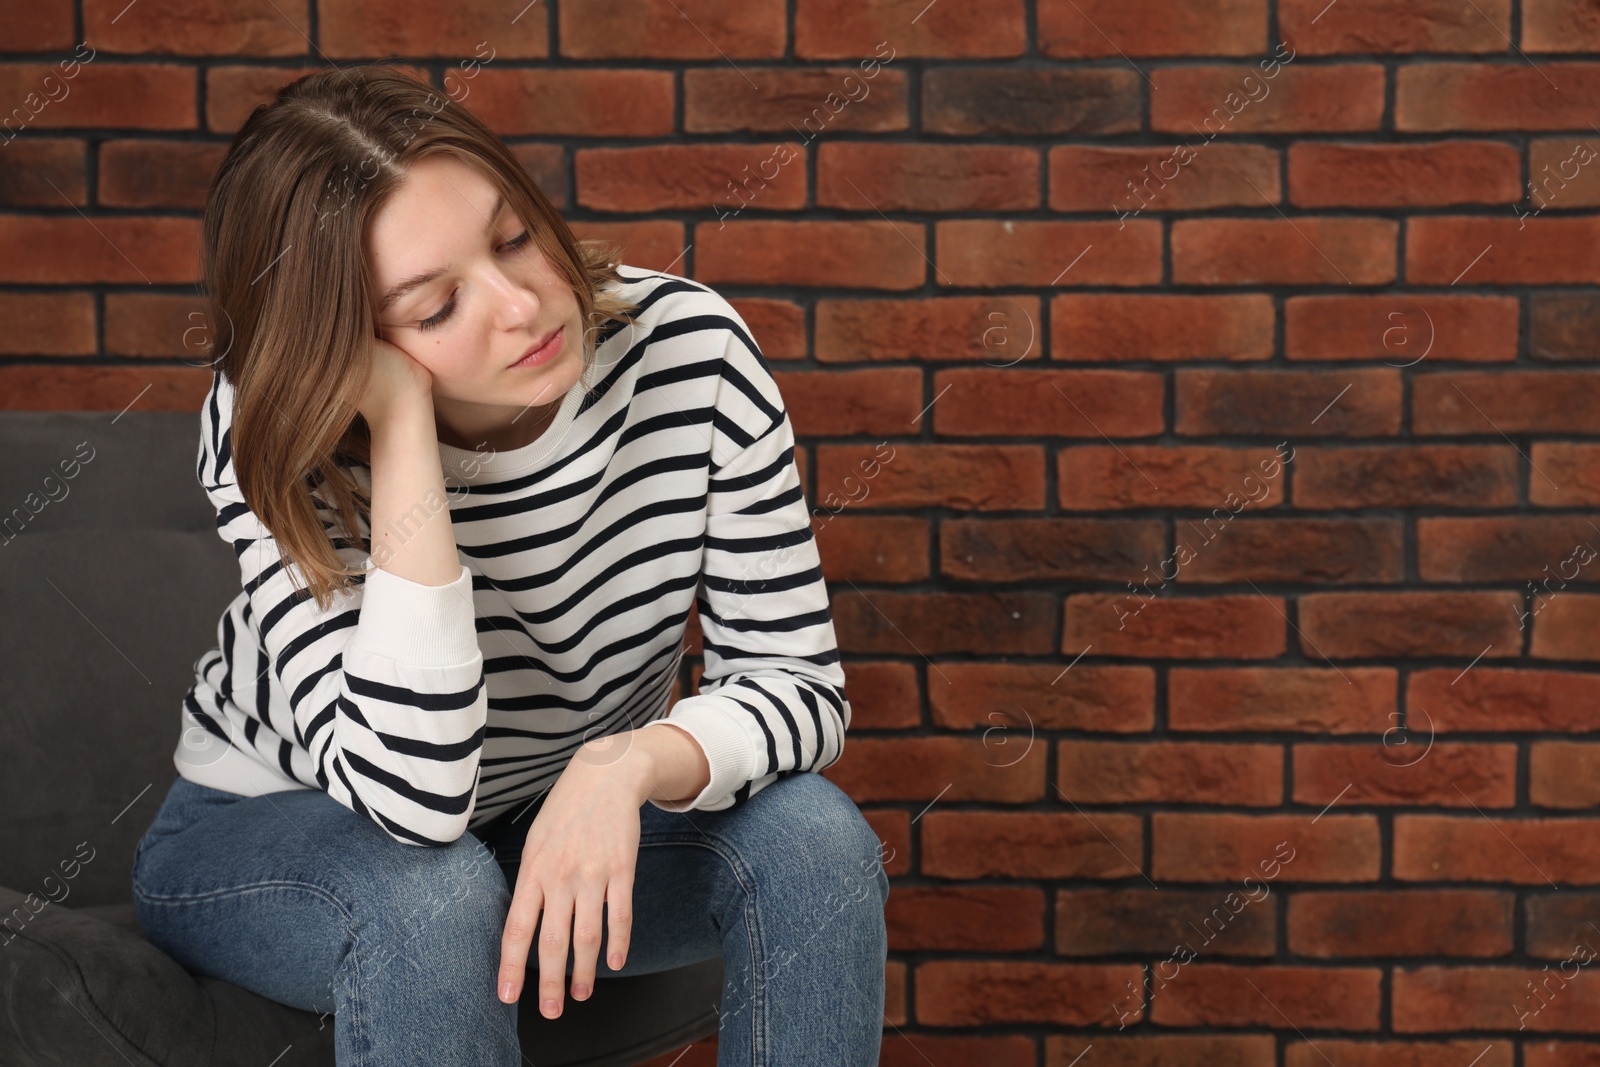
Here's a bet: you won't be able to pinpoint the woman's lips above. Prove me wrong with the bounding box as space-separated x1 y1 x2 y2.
512 325 565 369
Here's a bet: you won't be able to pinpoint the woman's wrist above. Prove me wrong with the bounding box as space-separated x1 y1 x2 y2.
588 723 710 807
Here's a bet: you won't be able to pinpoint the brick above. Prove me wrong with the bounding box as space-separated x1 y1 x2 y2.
321 0 546 58
1287 1040 1512 1067
684 67 909 134
1051 143 1281 214
1064 593 1286 659
1174 518 1404 585
561 0 782 58
1173 217 1397 285
932 367 1165 436
1414 370 1600 434
797 2 1025 58
1524 138 1600 210
1531 292 1600 361
103 291 219 358
1285 293 1519 362
1038 0 1266 57
1419 516 1600 582
204 65 324 133
1394 965 1600 1032
1292 140 1521 208
1058 445 1289 511
916 960 1140 1026
773 367 922 436
0 0 74 50
0 63 194 131
98 140 226 210
570 220 686 269
1152 813 1379 882
825 735 1046 802
1531 743 1600 809
726 298 804 361
814 444 1045 511
1397 63 1600 131
698 220 925 289
1052 293 1274 362
1289 890 1513 957
1058 740 1282 806
1151 64 1386 134
1151 963 1382 1029
1409 217 1600 284
1528 444 1600 505
929 661 1156 734
886 887 1044 951
1176 369 1401 437
0 138 85 207
576 144 806 215
0 365 208 411
1294 742 1517 808
1526 0 1600 50
1051 1035 1277 1067
940 517 1166 582
837 661 919 730
0 292 95 356
1526 892 1600 958
1531 595 1600 661
923 69 1141 136
832 591 1056 655
0 216 199 284
816 295 1044 364
1055 886 1276 957
85 0 309 55
1298 591 1523 659
1169 667 1396 734
1280 0 1510 52
817 142 1038 212
1296 445 1519 508
1396 815 1600 884
459 68 673 137
935 219 1163 287
861 808 911 875
888 1035 1037 1067
1409 667 1600 732
921 811 1143 878
814 515 929 585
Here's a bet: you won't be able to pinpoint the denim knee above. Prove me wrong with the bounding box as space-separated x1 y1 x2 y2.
348 834 510 984
775 773 890 910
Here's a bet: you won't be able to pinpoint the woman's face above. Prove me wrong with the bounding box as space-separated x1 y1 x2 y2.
366 153 583 452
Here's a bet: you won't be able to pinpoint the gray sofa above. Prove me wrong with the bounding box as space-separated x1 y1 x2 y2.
0 409 722 1066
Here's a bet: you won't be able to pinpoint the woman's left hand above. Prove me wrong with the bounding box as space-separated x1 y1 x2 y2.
496 736 648 1017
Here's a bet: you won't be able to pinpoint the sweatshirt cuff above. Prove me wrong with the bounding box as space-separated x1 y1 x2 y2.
351 560 480 667
638 694 759 812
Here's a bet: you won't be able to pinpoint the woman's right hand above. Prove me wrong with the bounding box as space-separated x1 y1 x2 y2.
355 334 434 429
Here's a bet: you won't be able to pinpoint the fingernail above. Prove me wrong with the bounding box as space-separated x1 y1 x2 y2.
499 981 514 1002
543 999 560 1018
573 984 589 999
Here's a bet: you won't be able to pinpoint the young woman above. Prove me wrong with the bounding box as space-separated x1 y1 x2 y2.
129 64 889 1066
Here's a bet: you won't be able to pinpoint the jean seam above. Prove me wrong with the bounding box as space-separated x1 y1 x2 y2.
637 830 767 1065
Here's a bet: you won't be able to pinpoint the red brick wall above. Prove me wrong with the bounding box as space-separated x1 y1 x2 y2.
8 2 1600 1064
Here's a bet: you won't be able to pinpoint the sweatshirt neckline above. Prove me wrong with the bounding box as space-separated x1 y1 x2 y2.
434 364 591 479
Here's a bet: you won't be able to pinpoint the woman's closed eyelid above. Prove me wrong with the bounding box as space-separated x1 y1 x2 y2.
414 228 533 331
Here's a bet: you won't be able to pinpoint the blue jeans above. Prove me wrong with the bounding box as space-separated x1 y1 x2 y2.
130 769 890 1066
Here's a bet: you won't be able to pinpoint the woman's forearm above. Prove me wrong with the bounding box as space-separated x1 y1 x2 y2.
366 398 462 587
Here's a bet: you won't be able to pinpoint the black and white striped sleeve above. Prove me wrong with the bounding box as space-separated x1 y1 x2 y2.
197 371 488 847
638 316 852 811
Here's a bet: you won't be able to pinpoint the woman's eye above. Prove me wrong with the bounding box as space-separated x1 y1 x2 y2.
414 230 532 332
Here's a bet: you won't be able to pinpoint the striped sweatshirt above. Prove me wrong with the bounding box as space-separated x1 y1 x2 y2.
175 265 852 847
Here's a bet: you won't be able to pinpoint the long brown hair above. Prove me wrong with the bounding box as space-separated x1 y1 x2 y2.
199 64 641 613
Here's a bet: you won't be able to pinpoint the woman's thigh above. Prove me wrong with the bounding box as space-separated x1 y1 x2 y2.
482 770 892 981
131 774 508 1014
